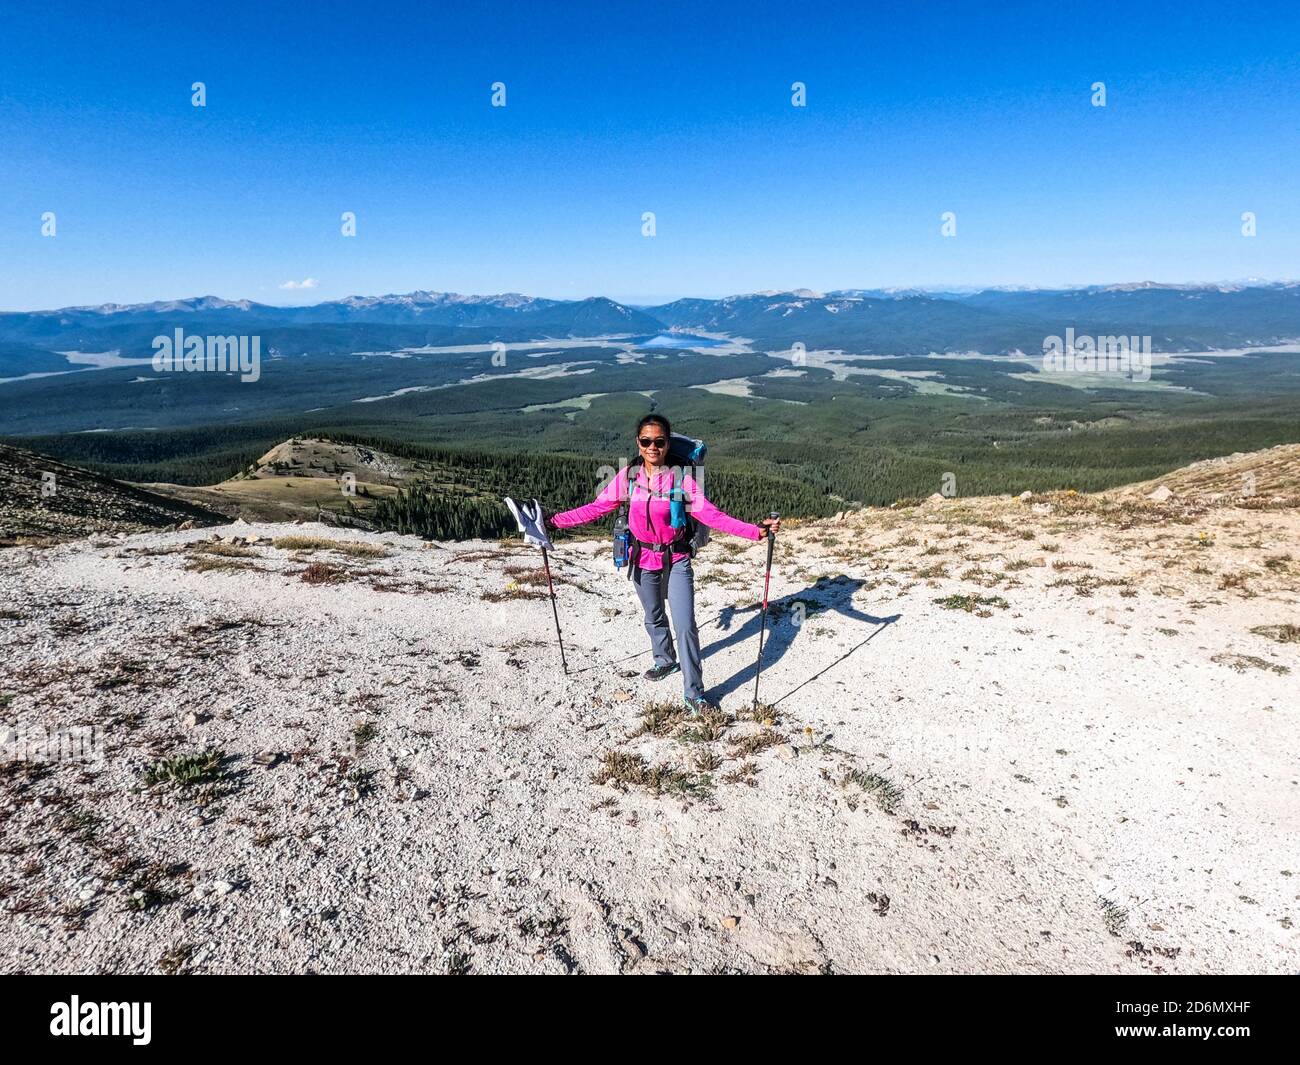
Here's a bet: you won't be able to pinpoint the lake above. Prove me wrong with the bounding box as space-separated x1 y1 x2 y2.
636 333 727 350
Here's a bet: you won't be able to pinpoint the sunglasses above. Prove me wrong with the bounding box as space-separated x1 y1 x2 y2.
638 437 667 448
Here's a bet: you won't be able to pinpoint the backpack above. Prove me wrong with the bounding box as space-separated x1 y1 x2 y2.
615 433 710 576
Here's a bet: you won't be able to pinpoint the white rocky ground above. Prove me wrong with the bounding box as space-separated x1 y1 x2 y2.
1 482 1297 974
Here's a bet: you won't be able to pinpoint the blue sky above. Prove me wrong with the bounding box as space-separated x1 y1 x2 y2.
2 0 1297 310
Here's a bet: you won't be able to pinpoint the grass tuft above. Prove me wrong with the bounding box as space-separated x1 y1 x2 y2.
190 541 259 558
1251 623 1300 645
727 730 784 758
300 561 346 584
481 586 547 602
142 749 225 791
1210 652 1290 675
630 700 690 738
185 556 259 574
591 751 712 798
843 768 903 814
275 536 391 558
1099 897 1129 937
934 594 1009 613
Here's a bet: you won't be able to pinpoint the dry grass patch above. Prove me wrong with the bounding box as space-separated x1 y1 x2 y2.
1210 653 1290 676
273 535 343 552
630 700 690 738
629 700 733 743
736 701 781 726
448 548 520 565
591 751 712 798
721 760 760 787
184 555 260 574
1100 898 1130 937
1251 623 1300 645
502 565 557 586
370 579 451 594
336 541 392 559
726 730 785 759
960 565 1002 586
692 748 723 773
934 593 1009 614
1046 574 1133 597
274 535 390 558
300 561 347 584
842 768 903 814
1237 495 1300 512
189 541 259 558
913 562 948 579
678 707 734 744
481 586 547 602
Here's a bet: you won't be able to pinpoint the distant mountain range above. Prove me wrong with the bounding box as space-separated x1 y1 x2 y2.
0 294 660 350
644 283 1300 352
2 282 1299 370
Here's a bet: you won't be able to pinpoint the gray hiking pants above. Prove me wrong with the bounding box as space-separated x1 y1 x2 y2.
632 558 704 701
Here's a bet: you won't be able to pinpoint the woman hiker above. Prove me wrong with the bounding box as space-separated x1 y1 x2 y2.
545 413 780 714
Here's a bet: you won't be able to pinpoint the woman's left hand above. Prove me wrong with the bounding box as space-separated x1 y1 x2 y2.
758 517 781 535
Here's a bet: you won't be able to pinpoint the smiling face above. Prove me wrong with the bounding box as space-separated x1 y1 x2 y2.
637 430 668 463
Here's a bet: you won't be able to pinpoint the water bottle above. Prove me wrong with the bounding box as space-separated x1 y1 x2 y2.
613 511 630 569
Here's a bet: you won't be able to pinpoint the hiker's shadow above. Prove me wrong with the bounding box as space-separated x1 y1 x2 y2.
702 575 901 702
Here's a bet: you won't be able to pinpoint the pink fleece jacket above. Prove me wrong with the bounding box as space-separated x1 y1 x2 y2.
550 465 763 570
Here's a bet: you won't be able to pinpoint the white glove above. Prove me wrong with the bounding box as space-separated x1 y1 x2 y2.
503 496 553 550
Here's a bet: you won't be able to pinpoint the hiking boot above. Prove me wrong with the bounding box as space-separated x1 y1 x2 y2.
684 696 719 717
643 662 680 682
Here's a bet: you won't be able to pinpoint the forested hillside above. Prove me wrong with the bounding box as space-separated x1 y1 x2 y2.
9 347 1300 541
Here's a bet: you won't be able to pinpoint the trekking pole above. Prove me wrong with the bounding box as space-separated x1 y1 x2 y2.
502 497 569 676
540 545 569 675
751 511 779 713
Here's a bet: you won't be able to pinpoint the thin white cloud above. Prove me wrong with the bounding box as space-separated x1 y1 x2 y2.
279 278 320 290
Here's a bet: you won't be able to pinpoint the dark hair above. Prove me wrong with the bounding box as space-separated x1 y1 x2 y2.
636 413 671 440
